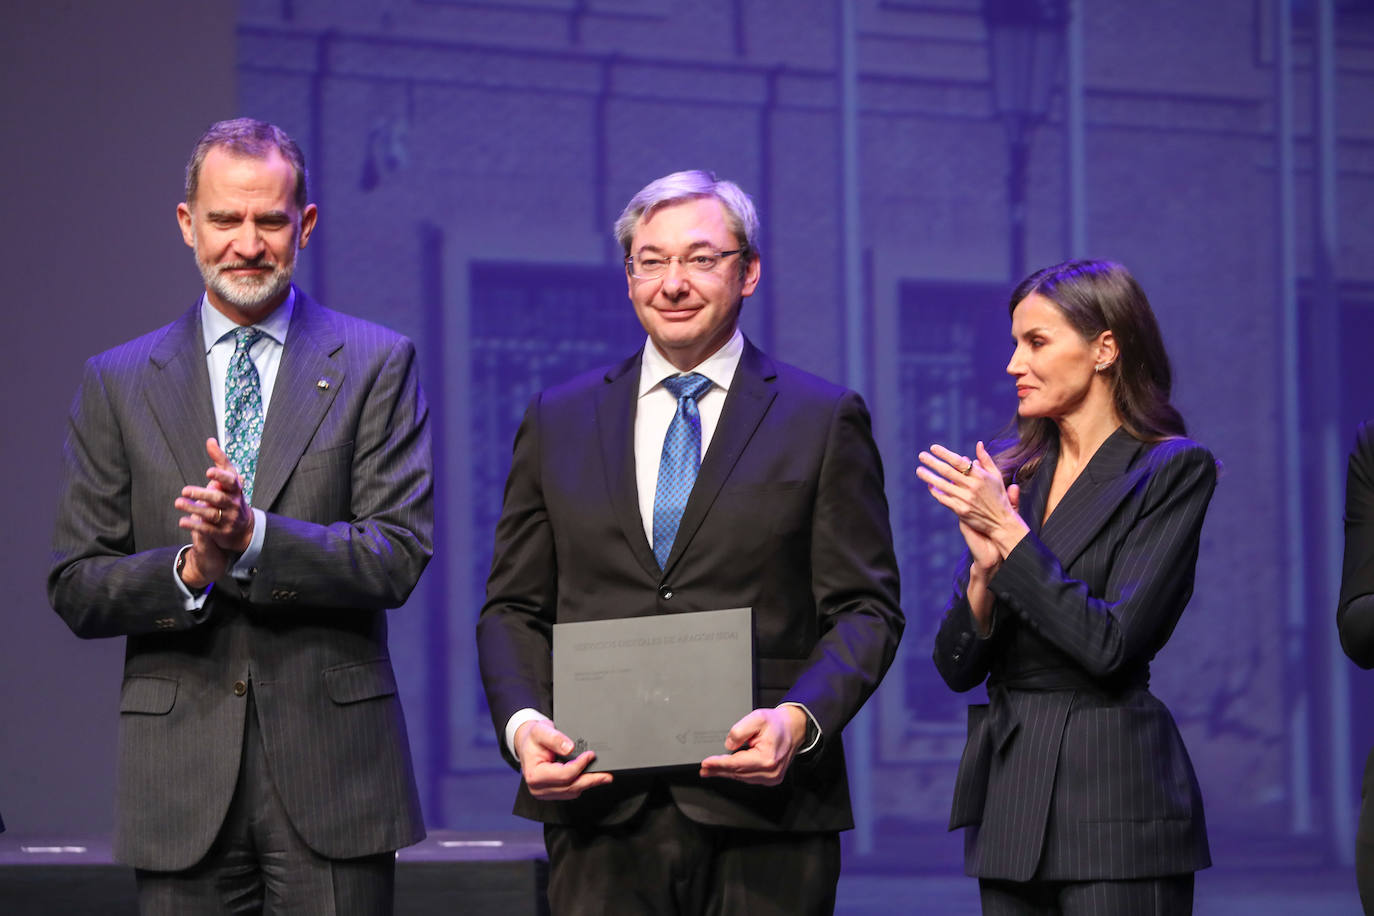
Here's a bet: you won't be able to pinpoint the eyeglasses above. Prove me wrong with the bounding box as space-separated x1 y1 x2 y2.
625 249 743 280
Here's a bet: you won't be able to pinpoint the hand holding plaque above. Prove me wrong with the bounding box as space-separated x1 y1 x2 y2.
698 704 809 786
514 718 614 801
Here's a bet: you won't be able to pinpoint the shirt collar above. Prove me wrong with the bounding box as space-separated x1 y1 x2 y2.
200 287 296 354
638 328 744 398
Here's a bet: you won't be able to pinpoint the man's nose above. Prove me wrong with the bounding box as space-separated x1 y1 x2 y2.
660 259 691 295
231 222 267 259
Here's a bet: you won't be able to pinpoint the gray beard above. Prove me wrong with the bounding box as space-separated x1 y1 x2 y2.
201 258 295 312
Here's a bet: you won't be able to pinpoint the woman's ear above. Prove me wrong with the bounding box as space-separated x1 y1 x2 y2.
1093 331 1118 372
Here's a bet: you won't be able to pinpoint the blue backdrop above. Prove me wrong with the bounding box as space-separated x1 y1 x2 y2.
226 0 1374 869
4 0 1373 890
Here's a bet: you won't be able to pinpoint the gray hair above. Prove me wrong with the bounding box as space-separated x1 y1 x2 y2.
185 118 309 211
614 170 759 265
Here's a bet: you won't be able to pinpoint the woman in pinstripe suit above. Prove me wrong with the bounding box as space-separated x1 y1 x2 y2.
918 260 1214 915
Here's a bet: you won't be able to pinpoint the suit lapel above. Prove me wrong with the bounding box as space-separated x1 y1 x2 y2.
145 304 218 486
1022 442 1053 535
596 352 661 579
662 340 777 575
1036 427 1144 571
251 291 344 510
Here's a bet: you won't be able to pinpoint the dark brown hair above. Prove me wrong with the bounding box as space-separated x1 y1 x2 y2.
185 118 309 212
996 259 1186 482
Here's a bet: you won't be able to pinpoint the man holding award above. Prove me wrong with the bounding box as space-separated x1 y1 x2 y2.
477 170 903 915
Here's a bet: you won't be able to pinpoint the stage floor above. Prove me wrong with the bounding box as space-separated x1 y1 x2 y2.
0 830 548 915
1 831 1360 913
836 869 1363 915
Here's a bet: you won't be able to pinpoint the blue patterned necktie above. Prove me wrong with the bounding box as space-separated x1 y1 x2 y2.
653 373 714 569
225 327 265 503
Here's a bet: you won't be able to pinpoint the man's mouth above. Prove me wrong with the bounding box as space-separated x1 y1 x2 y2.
219 263 275 280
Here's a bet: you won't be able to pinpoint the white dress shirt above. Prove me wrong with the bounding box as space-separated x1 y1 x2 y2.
633 329 743 546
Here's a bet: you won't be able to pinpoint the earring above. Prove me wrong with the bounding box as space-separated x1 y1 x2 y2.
1095 362 1111 372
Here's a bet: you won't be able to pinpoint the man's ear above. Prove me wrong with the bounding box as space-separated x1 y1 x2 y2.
297 204 319 249
176 202 195 249
740 252 761 298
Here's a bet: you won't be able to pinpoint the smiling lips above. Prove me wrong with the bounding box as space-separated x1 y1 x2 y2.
219 262 275 279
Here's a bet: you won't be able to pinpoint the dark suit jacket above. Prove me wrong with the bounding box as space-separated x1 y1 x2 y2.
476 339 903 832
1339 420 1374 874
48 290 432 871
933 428 1214 881
1340 421 1374 669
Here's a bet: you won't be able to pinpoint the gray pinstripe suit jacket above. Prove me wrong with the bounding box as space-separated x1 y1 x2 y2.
933 428 1213 882
48 290 431 871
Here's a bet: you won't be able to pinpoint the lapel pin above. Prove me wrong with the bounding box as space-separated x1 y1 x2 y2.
316 378 330 390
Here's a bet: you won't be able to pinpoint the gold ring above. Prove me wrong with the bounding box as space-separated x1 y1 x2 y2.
962 461 974 476
215 508 223 524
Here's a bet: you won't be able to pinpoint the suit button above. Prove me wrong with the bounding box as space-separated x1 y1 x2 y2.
659 587 673 600
233 680 247 697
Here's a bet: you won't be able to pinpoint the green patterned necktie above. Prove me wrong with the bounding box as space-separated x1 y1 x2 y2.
225 327 265 503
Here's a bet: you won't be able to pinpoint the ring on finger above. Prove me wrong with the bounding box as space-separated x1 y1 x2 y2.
215 507 223 524
962 460 974 476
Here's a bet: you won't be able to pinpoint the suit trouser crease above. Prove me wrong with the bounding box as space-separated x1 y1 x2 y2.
134 685 395 916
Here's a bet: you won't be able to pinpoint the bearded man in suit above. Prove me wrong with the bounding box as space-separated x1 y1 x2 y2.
477 170 904 915
49 118 432 915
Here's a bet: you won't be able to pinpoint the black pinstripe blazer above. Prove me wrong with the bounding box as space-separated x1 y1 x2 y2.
933 428 1214 882
48 290 431 870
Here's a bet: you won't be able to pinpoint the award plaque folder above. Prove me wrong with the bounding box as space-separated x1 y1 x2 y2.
552 607 754 773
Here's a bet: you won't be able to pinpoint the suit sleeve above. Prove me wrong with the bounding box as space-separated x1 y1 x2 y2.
246 336 434 610
48 359 201 638
1339 421 1374 668
782 391 905 738
476 395 557 768
932 565 999 693
987 443 1216 678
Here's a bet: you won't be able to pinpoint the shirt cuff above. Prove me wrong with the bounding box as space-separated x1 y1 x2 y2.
505 708 552 761
231 508 267 581
779 701 821 755
173 544 211 613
